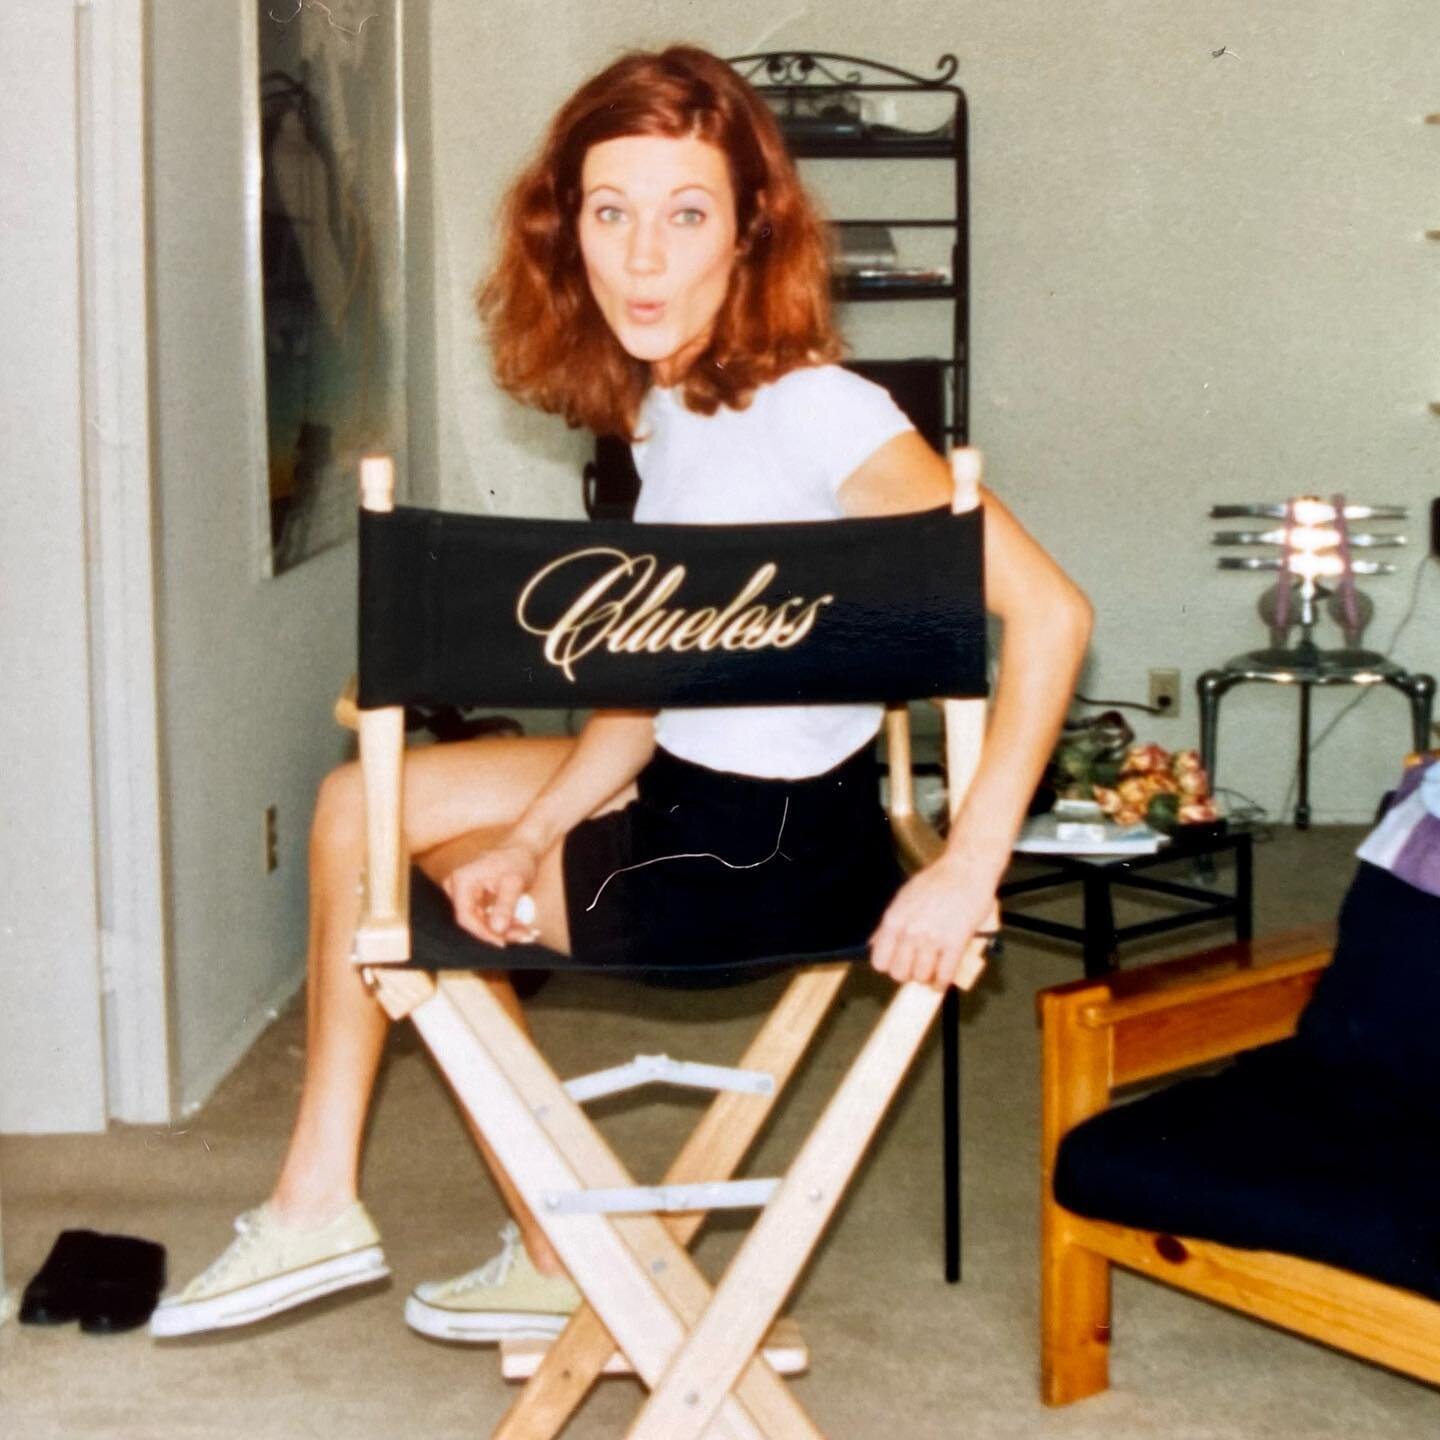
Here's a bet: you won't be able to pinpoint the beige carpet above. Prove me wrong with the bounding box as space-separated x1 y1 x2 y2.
3 826 1436 1438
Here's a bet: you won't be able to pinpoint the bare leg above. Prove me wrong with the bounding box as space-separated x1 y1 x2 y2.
270 733 628 1278
411 821 579 1275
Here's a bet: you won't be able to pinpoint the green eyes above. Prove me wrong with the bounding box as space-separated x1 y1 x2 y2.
592 205 707 226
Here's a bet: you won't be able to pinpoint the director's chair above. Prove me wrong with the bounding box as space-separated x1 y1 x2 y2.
348 451 993 1439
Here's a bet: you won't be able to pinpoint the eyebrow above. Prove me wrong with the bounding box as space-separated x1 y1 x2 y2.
582 182 719 199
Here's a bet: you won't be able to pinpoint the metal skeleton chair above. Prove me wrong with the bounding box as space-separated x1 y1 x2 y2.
348 453 992 1439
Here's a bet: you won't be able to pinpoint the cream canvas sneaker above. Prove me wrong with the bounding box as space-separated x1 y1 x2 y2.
405 1223 580 1342
149 1201 388 1338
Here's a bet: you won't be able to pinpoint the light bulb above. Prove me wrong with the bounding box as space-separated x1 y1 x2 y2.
1288 527 1341 552
1286 552 1345 579
1290 497 1334 527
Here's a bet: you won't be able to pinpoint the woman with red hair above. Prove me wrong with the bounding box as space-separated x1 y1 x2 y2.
152 45 1090 1342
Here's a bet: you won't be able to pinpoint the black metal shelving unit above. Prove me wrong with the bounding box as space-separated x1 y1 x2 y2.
728 49 970 448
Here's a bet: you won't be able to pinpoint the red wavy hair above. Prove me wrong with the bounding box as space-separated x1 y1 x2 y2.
478 45 843 440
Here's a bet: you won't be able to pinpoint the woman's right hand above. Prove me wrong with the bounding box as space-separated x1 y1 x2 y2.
442 839 541 947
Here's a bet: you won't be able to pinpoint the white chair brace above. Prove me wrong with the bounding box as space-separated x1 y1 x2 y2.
543 1179 780 1217
564 1053 775 1103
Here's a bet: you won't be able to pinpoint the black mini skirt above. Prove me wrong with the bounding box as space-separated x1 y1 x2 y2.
562 742 904 979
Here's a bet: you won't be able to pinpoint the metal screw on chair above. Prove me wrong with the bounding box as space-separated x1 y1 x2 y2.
651 1257 667 1275
685 1391 701 1407
533 1103 550 1119
543 1193 560 1211
808 1188 824 1203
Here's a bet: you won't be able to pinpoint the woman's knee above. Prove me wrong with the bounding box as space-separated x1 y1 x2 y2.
311 760 363 863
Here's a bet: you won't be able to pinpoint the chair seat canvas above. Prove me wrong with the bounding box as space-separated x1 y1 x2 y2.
406 865 875 982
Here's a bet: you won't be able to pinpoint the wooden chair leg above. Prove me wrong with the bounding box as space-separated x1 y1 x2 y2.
493 965 846 1440
628 980 948 1440
1041 1211 1111 1405
1037 984 1116 1406
417 976 823 1440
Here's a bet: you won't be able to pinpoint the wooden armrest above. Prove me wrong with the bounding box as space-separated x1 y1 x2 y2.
334 674 360 732
1040 924 1335 1167
1039 924 1335 1092
354 890 412 965
890 810 944 872
352 703 411 965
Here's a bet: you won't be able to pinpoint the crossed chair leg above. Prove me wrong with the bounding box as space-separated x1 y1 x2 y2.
372 962 948 1440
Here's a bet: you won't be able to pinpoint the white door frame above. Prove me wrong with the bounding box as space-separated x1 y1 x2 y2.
78 0 173 1124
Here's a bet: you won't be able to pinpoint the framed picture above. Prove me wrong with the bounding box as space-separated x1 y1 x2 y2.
251 0 407 574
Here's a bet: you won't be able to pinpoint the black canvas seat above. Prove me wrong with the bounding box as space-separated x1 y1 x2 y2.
406 863 878 984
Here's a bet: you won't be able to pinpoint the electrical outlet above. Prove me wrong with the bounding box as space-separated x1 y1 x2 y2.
1148 668 1181 719
263 805 278 873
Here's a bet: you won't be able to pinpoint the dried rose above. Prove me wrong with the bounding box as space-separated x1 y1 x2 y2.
1179 800 1219 825
1171 748 1204 775
1093 786 1123 816
1114 807 1144 827
1122 743 1169 775
1177 767 1211 799
1117 776 1153 806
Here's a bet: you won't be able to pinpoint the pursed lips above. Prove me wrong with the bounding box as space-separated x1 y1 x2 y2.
626 299 667 323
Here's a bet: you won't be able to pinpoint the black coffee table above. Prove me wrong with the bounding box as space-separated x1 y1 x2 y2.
997 826 1254 978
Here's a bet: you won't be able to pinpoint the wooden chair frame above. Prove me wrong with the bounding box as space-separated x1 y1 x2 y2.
1039 920 1440 1403
347 454 993 1439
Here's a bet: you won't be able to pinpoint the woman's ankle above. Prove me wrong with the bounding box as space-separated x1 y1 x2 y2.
268 1183 359 1230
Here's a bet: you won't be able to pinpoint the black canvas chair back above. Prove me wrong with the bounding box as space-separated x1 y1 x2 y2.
359 501 985 716
347 453 992 1440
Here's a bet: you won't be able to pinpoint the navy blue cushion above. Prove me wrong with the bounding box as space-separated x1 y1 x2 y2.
1294 863 1440 1109
1053 1039 1440 1299
1053 862 1440 1299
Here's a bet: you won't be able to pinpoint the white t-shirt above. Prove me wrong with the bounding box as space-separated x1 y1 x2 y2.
631 364 915 779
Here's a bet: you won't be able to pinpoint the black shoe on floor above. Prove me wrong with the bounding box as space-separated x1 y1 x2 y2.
20 1230 167 1333
19 1230 105 1325
80 1235 167 1333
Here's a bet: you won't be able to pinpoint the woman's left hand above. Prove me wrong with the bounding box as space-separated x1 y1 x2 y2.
868 850 1002 991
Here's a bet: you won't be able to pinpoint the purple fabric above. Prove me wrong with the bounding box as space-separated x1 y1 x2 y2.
1357 755 1440 899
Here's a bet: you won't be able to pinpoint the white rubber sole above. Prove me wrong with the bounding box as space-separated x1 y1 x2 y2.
149 1246 389 1338
403 1293 571 1344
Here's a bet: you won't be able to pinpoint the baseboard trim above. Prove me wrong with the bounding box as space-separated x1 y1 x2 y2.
178 965 306 1118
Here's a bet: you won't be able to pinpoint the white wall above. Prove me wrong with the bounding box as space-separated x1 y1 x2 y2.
12 0 1433 1129
426 0 1440 820
0 3 109 1133
148 1 356 1111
